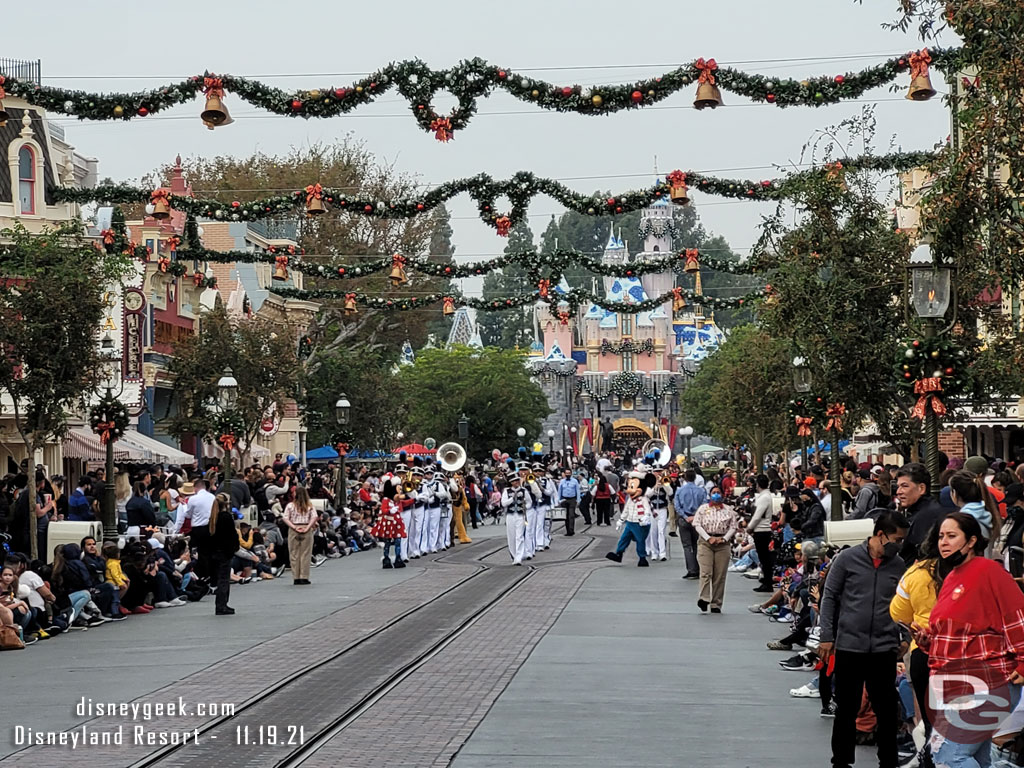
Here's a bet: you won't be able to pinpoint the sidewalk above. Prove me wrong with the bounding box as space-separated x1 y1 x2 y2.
452 544 835 768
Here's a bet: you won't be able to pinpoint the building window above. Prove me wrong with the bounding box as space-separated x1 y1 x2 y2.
623 351 633 371
621 398 634 411
621 315 632 335
18 146 35 215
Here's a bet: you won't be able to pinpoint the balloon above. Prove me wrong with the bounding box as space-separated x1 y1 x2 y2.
676 454 685 465
533 442 543 453
501 452 509 461
491 448 501 461
424 437 436 450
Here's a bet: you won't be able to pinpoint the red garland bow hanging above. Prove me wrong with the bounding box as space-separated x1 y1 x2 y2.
558 309 570 326
825 403 846 433
275 254 289 271
0 75 5 100
538 278 550 298
165 235 181 252
344 292 358 315
494 215 512 237
336 442 350 457
795 416 813 437
101 229 116 246
157 256 170 273
305 182 323 204
695 58 718 85
94 421 116 445
430 116 454 142
684 248 700 274
192 271 205 287
826 161 845 180
910 377 947 420
203 76 225 98
909 48 932 79
218 433 237 452
150 188 171 205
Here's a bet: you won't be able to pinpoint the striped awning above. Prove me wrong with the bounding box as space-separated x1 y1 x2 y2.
62 427 136 462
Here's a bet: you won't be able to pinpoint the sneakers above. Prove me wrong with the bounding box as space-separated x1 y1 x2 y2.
36 629 51 640
105 613 128 622
23 634 38 645
779 656 816 672
820 702 837 718
760 605 779 616
743 568 762 579
767 640 793 651
790 682 820 698
69 619 89 630
154 601 175 609
312 555 328 568
747 604 763 613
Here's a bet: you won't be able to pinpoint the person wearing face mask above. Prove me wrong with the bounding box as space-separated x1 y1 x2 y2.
818 511 910 768
692 486 738 614
912 512 1024 767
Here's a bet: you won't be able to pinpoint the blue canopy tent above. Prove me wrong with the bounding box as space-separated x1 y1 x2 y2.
306 445 389 462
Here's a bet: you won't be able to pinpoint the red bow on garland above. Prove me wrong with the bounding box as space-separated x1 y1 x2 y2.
336 442 350 457
157 257 170 273
94 421 117 445
101 229 116 246
430 117 454 142
203 76 224 97
275 255 289 269
695 58 718 85
825 403 846 433
910 377 947 420
192 271 205 287
494 215 512 237
218 433 237 452
558 309 570 326
305 183 323 204
538 278 550 298
684 248 700 270
150 188 171 205
666 170 687 188
909 48 932 79
165 235 181 252
795 416 813 437
826 161 845 180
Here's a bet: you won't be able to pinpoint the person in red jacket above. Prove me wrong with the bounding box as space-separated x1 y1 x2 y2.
371 485 410 569
913 511 1024 765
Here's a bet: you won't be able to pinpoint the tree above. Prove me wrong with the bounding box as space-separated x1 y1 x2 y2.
298 346 404 454
0 223 131 558
163 305 299 467
478 221 536 349
423 205 460 344
398 346 551 455
679 325 793 472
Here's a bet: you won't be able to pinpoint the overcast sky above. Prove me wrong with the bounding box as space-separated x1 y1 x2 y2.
9 1 954 299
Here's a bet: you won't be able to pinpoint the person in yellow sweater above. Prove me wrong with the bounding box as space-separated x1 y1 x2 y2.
102 542 130 617
889 526 944 752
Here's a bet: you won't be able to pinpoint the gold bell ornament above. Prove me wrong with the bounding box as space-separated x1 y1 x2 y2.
389 254 407 286
201 76 234 129
443 296 456 316
666 170 690 206
906 48 937 101
693 58 722 110
683 248 701 274
343 293 357 316
149 188 172 220
305 182 326 216
273 255 289 281
672 287 687 314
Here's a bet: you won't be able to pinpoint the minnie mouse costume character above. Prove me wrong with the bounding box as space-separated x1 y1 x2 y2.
372 485 412 568
605 468 655 567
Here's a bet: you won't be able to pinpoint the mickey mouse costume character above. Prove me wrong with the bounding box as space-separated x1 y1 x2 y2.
605 467 655 566
371 483 411 568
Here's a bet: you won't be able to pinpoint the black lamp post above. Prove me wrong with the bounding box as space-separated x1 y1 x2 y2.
458 413 470 462
100 349 123 535
792 355 812 472
908 243 953 496
547 429 555 455
335 394 351 509
217 367 238 488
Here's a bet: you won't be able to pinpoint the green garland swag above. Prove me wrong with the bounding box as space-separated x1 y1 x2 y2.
89 392 129 444
53 151 936 234
5 50 960 139
600 338 654 355
895 337 970 418
787 395 828 437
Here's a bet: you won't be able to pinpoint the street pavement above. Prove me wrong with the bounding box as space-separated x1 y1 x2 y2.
1 524 844 767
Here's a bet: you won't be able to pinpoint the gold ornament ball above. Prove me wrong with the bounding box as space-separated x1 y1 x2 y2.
930 350 940 358
308 89 321 100
591 95 603 107
647 90 655 98
113 105 124 117
531 89 540 99
355 86 364 94
800 80 810 88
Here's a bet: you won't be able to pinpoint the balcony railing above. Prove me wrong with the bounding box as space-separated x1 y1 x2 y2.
0 58 41 85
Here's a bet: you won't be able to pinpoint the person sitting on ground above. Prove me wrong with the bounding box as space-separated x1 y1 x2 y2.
51 544 106 628
231 522 274 581
4 554 55 638
0 564 41 642
80 536 121 619
102 542 130 616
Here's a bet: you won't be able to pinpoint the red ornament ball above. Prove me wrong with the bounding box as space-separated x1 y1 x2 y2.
606 197 616 206
615 206 623 213
335 88 348 98
497 70 507 79
416 203 425 210
766 93 776 103
364 204 372 212
945 367 954 375
912 340 921 348
137 107 149 116
291 99 303 110
631 90 643 103
561 86 573 96
337 268 345 275
904 372 912 379
834 75 845 84
232 201 240 208
444 267 451 274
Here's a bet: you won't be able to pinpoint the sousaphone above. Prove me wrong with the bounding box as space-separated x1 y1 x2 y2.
641 438 671 468
437 442 467 473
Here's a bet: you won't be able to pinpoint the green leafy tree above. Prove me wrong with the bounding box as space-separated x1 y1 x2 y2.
0 223 131 558
478 221 536 349
423 205 460 344
398 346 551 456
164 305 299 467
679 325 793 472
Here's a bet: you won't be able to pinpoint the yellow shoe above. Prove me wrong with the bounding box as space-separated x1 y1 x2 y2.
36 629 50 640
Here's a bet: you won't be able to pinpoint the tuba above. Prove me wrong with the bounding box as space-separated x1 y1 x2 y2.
641 438 671 468
437 442 467 473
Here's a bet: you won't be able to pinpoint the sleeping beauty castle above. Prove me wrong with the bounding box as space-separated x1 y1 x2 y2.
526 195 725 457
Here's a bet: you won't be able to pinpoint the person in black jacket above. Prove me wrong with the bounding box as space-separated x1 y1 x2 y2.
895 462 946 564
79 536 120 618
1002 483 1024 579
126 482 157 532
51 544 105 627
797 487 826 541
209 493 238 616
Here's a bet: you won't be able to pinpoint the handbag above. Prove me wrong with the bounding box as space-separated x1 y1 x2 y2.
0 625 25 650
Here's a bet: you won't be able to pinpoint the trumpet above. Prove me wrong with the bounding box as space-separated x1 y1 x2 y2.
526 473 536 483
402 480 417 494
661 476 673 486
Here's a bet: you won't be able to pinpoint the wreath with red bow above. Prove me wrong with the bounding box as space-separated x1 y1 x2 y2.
89 392 129 444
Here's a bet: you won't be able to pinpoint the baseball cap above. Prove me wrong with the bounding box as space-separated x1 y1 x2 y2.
964 456 990 476
870 465 884 477
857 469 871 480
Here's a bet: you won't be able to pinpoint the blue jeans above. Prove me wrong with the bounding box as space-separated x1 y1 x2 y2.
931 684 1021 768
68 590 90 621
383 539 402 561
614 522 649 560
733 550 760 569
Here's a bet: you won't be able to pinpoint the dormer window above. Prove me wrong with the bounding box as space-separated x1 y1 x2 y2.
18 146 35 215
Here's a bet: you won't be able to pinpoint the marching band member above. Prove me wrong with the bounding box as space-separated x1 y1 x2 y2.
520 463 543 560
534 464 557 551
423 466 449 554
438 469 453 550
502 470 533 565
645 472 672 561
408 467 427 559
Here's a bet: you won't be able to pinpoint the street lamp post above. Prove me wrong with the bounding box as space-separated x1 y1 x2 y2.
335 395 351 510
792 356 812 472
547 429 555 455
216 367 238 489
908 244 953 496
681 426 694 466
458 413 470 461
516 427 526 459
98 345 123 536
